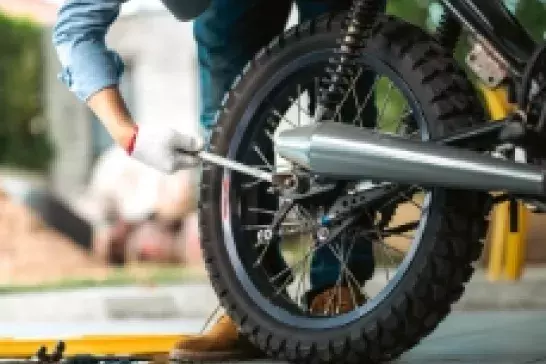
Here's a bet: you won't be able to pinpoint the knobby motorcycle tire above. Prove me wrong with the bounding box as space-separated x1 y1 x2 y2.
199 13 489 364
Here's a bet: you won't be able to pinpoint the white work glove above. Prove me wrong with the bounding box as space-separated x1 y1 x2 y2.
128 124 203 174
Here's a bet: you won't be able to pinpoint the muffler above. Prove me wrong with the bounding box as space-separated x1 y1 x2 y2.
276 123 546 196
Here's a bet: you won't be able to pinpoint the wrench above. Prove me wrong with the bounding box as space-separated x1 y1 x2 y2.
197 150 273 183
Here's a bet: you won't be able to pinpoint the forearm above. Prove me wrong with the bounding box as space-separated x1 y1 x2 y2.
52 0 133 148
52 0 201 173
53 0 125 102
87 86 136 150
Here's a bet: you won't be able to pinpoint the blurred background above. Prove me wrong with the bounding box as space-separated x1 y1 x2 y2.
0 0 544 301
0 0 205 290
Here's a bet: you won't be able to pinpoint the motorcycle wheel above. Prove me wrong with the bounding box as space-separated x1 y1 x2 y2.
199 13 489 363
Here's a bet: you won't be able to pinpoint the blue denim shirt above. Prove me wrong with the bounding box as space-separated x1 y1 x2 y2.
52 0 126 101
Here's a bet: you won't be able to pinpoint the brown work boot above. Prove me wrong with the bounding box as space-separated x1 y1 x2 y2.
170 314 264 361
310 286 367 315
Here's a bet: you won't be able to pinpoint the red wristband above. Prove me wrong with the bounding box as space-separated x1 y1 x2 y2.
126 125 139 155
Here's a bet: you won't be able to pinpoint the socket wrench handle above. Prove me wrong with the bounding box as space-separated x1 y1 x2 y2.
197 150 273 183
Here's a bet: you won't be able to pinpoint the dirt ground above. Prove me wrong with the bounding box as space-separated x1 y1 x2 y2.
0 190 111 286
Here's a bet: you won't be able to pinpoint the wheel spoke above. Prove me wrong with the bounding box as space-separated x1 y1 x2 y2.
333 68 364 123
248 207 277 215
227 49 437 325
384 221 420 235
269 215 356 291
241 179 264 190
394 106 414 134
295 205 367 303
265 98 298 128
244 222 301 231
373 185 422 214
264 129 275 143
271 244 314 295
298 84 302 126
328 242 367 300
365 210 393 280
354 76 380 127
289 96 313 119
294 248 311 311
329 237 358 314
252 144 274 171
312 76 319 117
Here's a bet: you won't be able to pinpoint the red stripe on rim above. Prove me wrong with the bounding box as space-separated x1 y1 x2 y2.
222 177 230 221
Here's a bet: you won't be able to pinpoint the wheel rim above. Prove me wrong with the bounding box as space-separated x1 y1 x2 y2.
219 49 438 329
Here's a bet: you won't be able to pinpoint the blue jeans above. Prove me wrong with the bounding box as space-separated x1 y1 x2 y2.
194 0 385 296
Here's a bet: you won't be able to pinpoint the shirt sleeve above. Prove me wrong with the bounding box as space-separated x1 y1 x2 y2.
52 0 126 102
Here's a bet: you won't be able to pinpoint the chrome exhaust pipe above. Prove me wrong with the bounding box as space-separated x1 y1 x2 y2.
276 123 546 196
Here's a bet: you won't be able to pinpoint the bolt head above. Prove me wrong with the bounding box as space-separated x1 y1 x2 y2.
263 229 273 241
316 227 330 243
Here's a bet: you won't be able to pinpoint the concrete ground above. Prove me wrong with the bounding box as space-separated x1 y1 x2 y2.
3 269 546 363
4 267 546 323
211 312 546 364
398 312 546 364
1 312 546 363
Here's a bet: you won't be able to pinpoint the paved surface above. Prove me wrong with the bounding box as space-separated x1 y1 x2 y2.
398 312 546 364
2 312 546 363
4 268 546 322
0 319 205 339
221 312 546 364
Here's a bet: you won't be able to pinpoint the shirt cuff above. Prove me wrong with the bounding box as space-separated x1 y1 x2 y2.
57 40 125 102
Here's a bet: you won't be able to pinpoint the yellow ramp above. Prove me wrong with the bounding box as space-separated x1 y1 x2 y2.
482 86 529 281
0 334 180 358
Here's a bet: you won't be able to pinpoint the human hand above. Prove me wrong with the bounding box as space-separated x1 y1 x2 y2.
128 124 203 174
